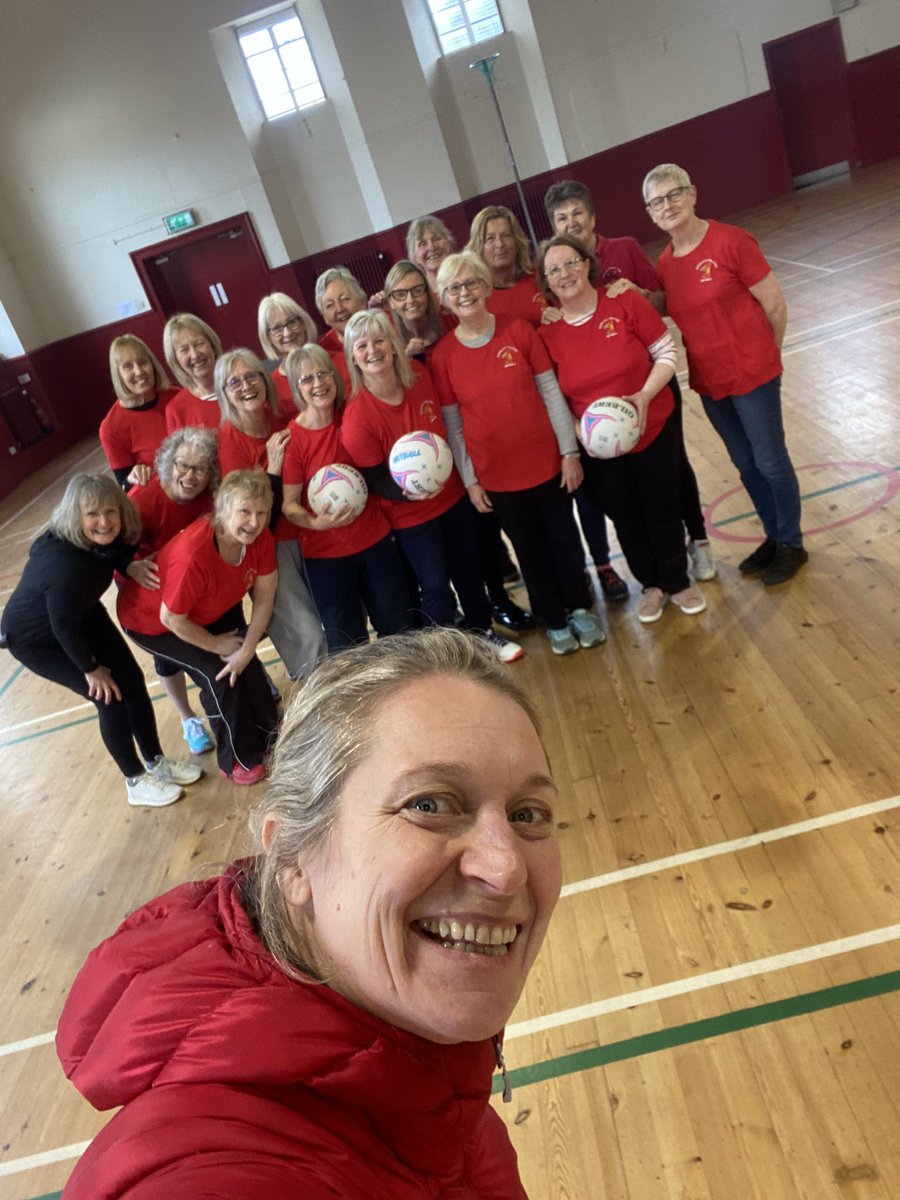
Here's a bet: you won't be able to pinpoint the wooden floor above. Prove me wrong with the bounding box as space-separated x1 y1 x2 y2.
1 160 899 1200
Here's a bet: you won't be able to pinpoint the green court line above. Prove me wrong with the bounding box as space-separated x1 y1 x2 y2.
0 662 25 699
493 968 900 1093
713 465 900 528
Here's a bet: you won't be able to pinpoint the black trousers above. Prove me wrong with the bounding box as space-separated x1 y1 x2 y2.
125 606 278 776
395 497 491 631
473 509 517 604
7 606 161 777
488 474 591 630
582 411 690 595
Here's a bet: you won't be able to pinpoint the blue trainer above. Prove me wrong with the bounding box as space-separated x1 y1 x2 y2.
182 716 214 754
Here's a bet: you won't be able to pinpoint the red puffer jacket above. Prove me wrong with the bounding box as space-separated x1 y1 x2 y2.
56 865 527 1199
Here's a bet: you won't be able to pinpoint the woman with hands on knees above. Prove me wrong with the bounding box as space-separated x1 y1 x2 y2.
57 627 561 1199
430 252 604 656
536 235 706 626
215 349 326 682
118 470 280 786
1 474 201 807
100 336 176 488
280 343 409 650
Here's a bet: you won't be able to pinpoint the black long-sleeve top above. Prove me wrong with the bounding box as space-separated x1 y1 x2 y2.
1 531 135 673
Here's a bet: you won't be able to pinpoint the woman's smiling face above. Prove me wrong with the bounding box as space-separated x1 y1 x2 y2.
287 675 562 1044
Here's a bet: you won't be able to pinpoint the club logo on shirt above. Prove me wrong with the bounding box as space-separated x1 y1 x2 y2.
697 258 718 283
497 345 520 369
419 399 437 423
600 267 623 285
597 317 621 338
531 291 548 310
244 568 258 589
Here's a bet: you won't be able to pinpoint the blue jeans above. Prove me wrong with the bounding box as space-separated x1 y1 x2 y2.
701 376 803 545
395 497 491 631
305 534 410 652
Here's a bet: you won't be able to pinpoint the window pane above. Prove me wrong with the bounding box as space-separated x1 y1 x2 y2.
470 15 503 42
272 16 303 45
465 0 500 23
440 27 471 52
280 39 317 90
293 81 325 109
433 6 465 36
239 29 273 57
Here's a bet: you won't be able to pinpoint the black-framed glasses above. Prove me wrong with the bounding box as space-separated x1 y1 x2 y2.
545 257 586 281
174 460 210 477
225 371 262 391
267 316 302 337
389 283 428 303
298 369 334 388
645 186 691 212
444 277 483 298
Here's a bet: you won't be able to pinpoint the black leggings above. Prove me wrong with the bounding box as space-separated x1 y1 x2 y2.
6 607 161 777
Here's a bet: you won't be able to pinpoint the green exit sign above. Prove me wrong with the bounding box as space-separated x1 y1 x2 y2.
163 209 197 234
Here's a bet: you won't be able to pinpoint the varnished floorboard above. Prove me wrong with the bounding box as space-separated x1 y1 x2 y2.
1 159 899 1199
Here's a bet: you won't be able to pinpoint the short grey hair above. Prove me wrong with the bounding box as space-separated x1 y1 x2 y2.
257 293 318 361
163 314 223 390
155 426 220 496
49 473 141 550
343 309 415 394
244 626 542 981
314 267 366 317
642 163 692 202
214 349 281 427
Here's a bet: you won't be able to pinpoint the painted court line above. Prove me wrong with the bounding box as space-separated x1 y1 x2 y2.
505 923 900 1039
0 1031 55 1059
783 311 900 357
0 1141 90 1179
769 255 835 273
561 795 900 897
495 968 900 1094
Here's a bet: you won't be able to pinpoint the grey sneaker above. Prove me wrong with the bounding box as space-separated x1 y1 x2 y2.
146 755 203 787
548 626 579 655
688 540 716 581
566 608 606 648
126 773 183 808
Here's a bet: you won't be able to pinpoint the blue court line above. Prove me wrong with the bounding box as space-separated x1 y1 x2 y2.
0 662 25 699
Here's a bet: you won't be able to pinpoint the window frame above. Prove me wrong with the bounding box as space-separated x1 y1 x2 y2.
425 0 504 56
234 5 325 122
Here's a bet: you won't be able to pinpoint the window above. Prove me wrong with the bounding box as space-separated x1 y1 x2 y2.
236 7 324 120
426 0 504 55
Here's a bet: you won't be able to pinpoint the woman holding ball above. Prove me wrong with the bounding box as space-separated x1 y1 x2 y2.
536 235 705 624
280 343 409 650
341 310 522 663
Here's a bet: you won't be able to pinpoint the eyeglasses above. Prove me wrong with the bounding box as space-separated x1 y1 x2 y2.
444 278 483 298
174 460 210 477
389 283 428 303
645 186 691 212
225 371 262 391
267 316 302 337
545 257 586 281
298 369 334 387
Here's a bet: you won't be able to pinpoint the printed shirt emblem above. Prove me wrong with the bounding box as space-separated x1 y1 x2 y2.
497 345 520 368
598 316 621 338
697 258 718 283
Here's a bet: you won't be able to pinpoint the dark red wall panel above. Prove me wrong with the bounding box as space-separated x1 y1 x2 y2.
847 45 900 167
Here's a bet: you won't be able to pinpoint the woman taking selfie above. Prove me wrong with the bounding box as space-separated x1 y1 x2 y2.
58 627 561 1198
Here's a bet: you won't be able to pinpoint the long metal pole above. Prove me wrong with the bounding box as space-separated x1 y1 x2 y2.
469 53 540 249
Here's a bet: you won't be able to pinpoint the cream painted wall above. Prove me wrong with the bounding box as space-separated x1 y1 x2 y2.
0 0 897 350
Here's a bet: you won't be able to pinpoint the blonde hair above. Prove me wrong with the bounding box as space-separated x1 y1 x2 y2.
343 309 415 394
383 260 444 348
284 344 345 414
163 314 223 390
435 251 493 299
257 293 318 361
466 205 533 279
213 469 273 527
109 336 170 404
214 349 281 428
49 473 141 549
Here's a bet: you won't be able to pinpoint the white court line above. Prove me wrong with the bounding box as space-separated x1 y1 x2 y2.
506 923 900 1039
561 795 900 897
0 1140 91 1179
769 256 835 273
0 1031 55 1058
822 235 900 267
781 297 900 342
0 444 104 533
0 521 44 544
783 311 900 357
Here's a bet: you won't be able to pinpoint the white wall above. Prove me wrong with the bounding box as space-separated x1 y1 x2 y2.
0 0 896 351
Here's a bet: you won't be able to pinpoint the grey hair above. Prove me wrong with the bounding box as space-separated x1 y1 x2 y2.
109 335 170 403
284 343 346 414
155 426 221 496
162 313 223 390
213 469 273 527
257 293 318 361
543 180 595 225
244 626 542 981
314 267 366 317
405 214 455 263
214 348 281 427
49 473 141 549
343 309 415 394
642 163 692 202
435 251 493 298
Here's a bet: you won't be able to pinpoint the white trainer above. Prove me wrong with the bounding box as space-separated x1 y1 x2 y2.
688 540 717 581
479 628 525 664
126 774 183 808
146 755 203 787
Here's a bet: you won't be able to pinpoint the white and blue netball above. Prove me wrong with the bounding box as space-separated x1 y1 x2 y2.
388 431 453 497
580 397 640 459
307 463 367 518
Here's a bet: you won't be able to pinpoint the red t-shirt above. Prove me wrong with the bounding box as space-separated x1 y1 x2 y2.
656 220 781 400
282 418 390 558
128 476 212 556
217 420 296 543
595 236 661 292
341 362 464 530
538 291 674 454
118 517 276 636
319 329 342 355
430 318 559 492
99 390 176 471
165 389 221 433
485 274 547 329
271 370 299 420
